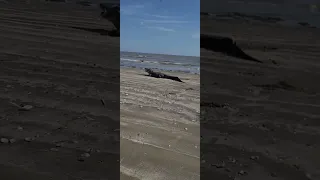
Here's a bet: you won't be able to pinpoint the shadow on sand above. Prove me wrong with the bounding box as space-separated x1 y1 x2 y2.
200 34 262 63
70 26 119 37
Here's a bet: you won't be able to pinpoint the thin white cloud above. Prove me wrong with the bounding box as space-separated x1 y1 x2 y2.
142 19 190 24
147 26 175 32
145 14 185 19
150 14 175 18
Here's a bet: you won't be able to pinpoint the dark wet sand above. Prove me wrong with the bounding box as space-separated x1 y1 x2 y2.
201 15 320 180
120 68 200 179
0 0 119 179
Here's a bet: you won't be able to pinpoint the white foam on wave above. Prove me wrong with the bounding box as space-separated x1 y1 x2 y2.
120 58 141 62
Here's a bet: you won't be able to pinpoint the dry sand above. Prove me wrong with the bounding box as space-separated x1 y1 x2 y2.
201 16 320 180
120 68 200 180
0 0 119 179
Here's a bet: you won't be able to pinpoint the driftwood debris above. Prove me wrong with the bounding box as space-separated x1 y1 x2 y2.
145 68 184 83
200 34 262 63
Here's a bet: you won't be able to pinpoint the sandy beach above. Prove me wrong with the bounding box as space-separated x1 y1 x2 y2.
201 15 320 180
120 68 200 179
0 0 119 179
2 0 320 179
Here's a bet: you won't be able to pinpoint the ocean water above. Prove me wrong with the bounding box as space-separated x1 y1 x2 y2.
120 51 200 74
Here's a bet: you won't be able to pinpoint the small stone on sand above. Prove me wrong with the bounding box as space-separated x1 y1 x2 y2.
214 161 225 168
78 152 90 161
250 156 259 160
20 105 33 111
81 153 90 158
86 148 92 153
55 143 63 147
0 138 9 143
238 170 247 175
24 137 33 142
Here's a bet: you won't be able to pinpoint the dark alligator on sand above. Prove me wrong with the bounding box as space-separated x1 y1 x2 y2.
200 34 262 63
145 68 184 83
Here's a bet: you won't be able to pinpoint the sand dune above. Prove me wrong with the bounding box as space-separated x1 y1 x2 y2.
120 68 200 180
201 18 320 180
0 1 119 179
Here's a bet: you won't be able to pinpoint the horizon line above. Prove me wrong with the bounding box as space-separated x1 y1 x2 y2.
120 50 200 57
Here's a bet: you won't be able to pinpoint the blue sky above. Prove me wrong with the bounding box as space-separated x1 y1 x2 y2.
120 0 200 57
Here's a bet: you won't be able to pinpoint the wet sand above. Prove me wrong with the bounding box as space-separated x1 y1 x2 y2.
120 68 200 179
0 0 119 179
201 16 320 180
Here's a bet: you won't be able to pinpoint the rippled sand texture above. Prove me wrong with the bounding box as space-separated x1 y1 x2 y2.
120 68 200 180
201 16 320 180
0 0 119 179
